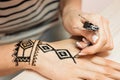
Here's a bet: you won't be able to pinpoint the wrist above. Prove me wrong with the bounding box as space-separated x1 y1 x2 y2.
26 42 59 78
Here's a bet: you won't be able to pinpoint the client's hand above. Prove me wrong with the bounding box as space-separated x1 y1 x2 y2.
27 39 120 80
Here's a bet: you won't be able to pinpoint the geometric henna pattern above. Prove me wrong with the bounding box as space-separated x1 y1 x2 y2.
13 40 34 66
20 40 34 50
37 44 76 64
38 44 54 53
31 46 39 66
55 49 76 63
13 40 77 66
32 41 41 66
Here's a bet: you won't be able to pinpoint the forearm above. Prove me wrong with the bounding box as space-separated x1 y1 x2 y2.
0 40 47 76
0 42 24 76
0 38 78 79
60 0 82 15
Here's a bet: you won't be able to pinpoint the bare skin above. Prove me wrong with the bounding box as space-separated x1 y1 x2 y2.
0 38 120 80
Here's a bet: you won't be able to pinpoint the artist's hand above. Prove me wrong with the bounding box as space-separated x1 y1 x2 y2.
61 9 113 55
28 39 120 80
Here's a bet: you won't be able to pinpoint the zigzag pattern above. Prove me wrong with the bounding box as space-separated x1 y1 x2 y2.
37 44 76 64
12 41 22 66
15 57 30 62
32 46 39 66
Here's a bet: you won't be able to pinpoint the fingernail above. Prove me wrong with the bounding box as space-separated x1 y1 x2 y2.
92 35 98 43
76 42 83 48
82 38 89 44
78 53 87 56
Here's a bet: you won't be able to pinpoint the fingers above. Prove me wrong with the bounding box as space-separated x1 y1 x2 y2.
71 13 102 46
76 41 88 49
76 56 120 80
76 69 114 80
71 14 98 43
91 56 120 71
80 16 109 55
70 13 113 55
99 17 114 52
71 78 83 80
73 28 96 43
90 56 120 79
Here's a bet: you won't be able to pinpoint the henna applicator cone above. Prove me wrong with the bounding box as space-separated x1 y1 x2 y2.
83 21 99 31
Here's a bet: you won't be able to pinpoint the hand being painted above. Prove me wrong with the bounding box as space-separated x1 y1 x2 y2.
61 9 114 56
30 39 120 80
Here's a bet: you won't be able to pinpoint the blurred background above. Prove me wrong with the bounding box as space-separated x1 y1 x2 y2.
2 0 120 80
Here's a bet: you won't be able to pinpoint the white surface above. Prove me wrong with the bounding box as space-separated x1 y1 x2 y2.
101 0 120 62
82 0 113 13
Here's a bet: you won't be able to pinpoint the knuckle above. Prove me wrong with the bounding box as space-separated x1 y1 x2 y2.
103 67 113 75
103 59 109 66
109 45 114 50
88 50 96 54
105 41 114 50
106 44 114 50
92 74 101 79
101 36 107 44
103 67 109 73
109 42 114 50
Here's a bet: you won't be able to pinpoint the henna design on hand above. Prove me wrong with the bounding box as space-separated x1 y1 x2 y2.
37 43 77 64
13 40 37 66
31 41 42 66
13 40 77 66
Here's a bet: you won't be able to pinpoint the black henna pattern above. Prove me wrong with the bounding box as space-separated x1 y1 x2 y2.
37 44 76 64
32 41 42 66
13 40 34 66
13 40 77 66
